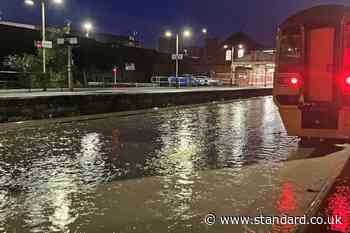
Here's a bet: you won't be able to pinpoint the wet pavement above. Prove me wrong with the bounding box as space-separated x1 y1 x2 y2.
301 151 350 233
0 96 348 233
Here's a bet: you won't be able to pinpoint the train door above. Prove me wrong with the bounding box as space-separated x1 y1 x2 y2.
307 27 335 102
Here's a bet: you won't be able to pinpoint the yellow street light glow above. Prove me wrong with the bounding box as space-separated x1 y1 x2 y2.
83 21 93 31
183 29 191 38
164 31 172 38
25 0 35 6
83 21 93 37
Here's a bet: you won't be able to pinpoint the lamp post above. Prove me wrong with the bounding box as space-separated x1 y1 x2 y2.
25 0 62 74
164 29 192 88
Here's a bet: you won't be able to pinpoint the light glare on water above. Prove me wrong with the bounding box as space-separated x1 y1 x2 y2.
0 96 326 233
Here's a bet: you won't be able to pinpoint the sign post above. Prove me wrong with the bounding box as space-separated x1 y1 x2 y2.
57 37 78 91
171 54 184 60
113 66 118 86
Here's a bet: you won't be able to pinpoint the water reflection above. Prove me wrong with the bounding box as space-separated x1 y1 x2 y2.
271 181 298 233
154 112 199 227
325 185 350 233
0 96 299 232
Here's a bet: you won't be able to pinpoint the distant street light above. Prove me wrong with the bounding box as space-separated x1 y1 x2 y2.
24 0 63 74
164 28 192 87
164 30 172 38
83 21 93 37
183 29 192 38
25 0 35 6
202 28 207 35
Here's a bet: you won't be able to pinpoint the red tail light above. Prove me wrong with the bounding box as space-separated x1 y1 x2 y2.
340 72 350 93
290 77 299 85
288 77 301 88
278 73 302 88
346 77 350 85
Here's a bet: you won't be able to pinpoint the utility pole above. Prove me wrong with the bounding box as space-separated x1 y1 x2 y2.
231 46 235 86
176 33 179 88
67 45 73 91
164 29 191 88
113 66 118 85
41 0 46 74
64 21 74 92
25 0 63 73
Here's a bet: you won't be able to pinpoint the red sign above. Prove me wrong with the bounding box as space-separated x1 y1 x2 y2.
113 68 118 75
35 41 43 49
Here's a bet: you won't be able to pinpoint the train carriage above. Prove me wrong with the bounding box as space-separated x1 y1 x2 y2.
274 5 350 141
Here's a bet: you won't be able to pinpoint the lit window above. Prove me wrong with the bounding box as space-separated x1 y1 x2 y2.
238 48 245 58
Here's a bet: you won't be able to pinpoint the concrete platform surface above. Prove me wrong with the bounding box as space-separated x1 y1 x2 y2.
0 86 272 99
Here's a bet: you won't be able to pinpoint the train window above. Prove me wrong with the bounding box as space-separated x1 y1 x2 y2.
280 28 302 63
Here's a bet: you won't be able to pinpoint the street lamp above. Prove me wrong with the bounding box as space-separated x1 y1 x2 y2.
183 29 192 38
164 28 192 87
25 0 35 5
24 0 63 74
83 21 93 37
202 28 207 35
164 30 172 38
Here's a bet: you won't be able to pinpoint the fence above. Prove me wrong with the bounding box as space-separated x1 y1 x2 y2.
0 71 53 90
215 70 274 87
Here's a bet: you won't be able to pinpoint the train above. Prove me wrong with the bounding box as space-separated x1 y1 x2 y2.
274 5 350 142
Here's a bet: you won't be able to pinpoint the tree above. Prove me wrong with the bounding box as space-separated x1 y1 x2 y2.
2 26 72 89
2 53 41 89
37 27 69 88
2 53 40 73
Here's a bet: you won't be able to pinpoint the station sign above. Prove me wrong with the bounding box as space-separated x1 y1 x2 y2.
125 63 136 71
225 50 232 61
35 40 53 49
57 37 78 45
171 54 184 60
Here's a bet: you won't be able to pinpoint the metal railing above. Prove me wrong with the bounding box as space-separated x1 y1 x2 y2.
0 71 52 90
151 76 170 87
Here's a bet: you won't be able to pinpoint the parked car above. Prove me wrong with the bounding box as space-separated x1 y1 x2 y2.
194 76 210 86
207 78 223 86
182 74 200 86
169 76 199 87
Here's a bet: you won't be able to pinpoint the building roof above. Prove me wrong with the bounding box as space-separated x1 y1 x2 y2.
220 32 265 50
0 20 141 47
0 21 36 30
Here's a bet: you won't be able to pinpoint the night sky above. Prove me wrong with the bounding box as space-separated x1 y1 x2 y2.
1 0 350 48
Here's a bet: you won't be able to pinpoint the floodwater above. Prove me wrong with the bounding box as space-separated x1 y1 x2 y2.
0 96 347 233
